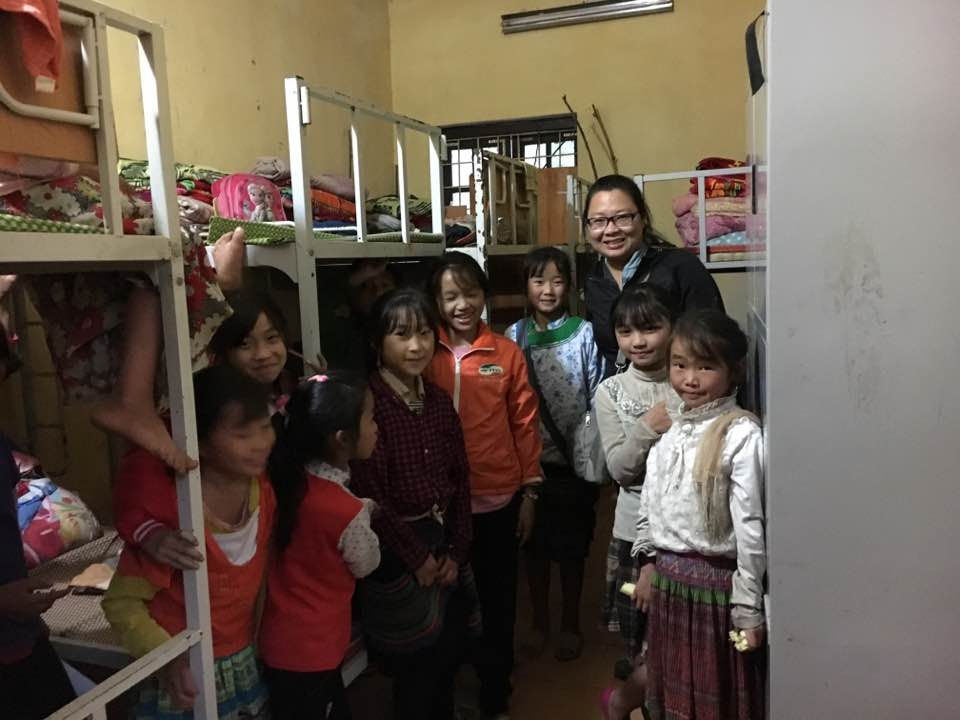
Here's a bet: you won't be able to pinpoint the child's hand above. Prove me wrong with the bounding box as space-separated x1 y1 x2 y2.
516 495 536 546
0 577 69 620
141 528 204 571
633 564 655 612
162 654 198 710
436 557 459 586
741 625 765 652
415 554 439 587
642 402 672 434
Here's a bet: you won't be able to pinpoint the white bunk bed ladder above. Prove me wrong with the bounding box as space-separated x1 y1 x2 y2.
0 2 217 718
283 76 446 365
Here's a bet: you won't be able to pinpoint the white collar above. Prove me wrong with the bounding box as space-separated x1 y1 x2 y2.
678 394 738 423
304 460 350 487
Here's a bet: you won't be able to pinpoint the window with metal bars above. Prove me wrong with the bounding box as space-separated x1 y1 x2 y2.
442 114 577 208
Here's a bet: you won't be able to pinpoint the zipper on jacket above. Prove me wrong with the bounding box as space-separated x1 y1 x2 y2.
453 355 462 411
438 341 493 413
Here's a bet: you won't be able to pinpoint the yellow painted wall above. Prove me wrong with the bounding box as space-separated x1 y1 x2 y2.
387 0 764 323
103 0 396 192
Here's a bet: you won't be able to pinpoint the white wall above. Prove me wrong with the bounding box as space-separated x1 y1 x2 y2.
766 1 960 717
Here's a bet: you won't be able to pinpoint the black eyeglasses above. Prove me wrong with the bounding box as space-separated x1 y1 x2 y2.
584 212 639 231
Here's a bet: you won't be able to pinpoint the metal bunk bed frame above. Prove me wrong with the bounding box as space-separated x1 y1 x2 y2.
566 169 762 271
231 77 447 366
635 166 761 271
0 2 217 717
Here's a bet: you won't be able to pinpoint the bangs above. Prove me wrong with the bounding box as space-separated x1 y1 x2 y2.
523 247 572 286
384 304 433 336
672 331 724 364
610 283 679 332
370 287 440 350
446 265 483 293
613 304 671 331
213 291 287 355
193 365 271 440
218 396 271 429
670 309 748 376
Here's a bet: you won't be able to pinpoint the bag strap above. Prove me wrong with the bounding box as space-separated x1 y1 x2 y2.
519 319 574 467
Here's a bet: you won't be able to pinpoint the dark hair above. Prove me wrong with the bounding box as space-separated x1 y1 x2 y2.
582 174 669 247
368 287 439 358
672 309 748 386
522 246 572 288
348 257 397 283
193 365 272 443
210 290 288 359
428 251 490 300
611 282 679 331
269 372 368 551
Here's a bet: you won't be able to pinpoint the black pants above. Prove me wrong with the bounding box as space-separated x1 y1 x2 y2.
470 495 521 716
0 637 76 719
379 586 470 720
263 664 350 720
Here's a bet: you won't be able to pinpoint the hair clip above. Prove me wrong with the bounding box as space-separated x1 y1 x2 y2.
308 374 329 383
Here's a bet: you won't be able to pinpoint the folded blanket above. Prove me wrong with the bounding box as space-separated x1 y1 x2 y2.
368 194 432 219
251 156 290 183
252 156 358 201
672 194 748 217
118 159 227 191
692 176 747 198
707 231 747 246
675 212 747 248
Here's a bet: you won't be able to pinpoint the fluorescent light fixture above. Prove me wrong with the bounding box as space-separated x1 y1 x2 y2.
501 0 673 35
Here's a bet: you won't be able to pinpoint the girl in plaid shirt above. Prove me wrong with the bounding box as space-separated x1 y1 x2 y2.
351 287 478 720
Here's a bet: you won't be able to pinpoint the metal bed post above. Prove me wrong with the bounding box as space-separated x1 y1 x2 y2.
696 175 707 265
395 123 410 244
91 8 122 234
284 76 324 367
428 132 444 235
486 153 498 249
349 110 367 242
138 21 217 718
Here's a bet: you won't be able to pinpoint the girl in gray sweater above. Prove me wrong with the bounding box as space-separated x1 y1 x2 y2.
595 284 680 717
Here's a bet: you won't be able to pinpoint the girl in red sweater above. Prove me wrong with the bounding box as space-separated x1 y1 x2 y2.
103 364 277 719
260 372 380 720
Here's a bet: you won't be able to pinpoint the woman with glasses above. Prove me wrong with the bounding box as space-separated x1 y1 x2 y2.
581 175 723 376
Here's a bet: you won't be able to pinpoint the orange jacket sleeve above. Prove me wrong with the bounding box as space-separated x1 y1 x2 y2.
503 340 543 482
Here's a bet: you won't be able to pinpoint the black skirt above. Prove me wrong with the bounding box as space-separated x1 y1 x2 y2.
527 463 599 561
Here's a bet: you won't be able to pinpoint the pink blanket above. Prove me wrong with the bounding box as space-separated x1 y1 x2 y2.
675 212 746 248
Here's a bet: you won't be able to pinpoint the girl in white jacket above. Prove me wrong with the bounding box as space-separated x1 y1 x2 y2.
632 309 766 720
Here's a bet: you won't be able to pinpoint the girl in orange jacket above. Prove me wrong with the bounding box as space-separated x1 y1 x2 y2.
425 252 543 718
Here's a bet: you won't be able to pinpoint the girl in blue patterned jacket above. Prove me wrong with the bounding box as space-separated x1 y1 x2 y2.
505 246 605 662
